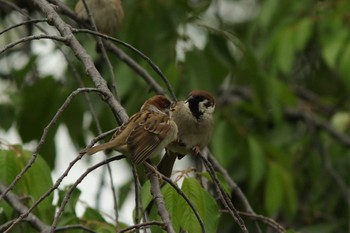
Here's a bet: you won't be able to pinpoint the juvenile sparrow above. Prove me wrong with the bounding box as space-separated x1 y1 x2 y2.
75 0 124 36
158 90 215 176
85 95 178 165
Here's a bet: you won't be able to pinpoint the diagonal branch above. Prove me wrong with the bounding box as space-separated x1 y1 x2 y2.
0 181 50 232
49 155 125 232
30 0 128 123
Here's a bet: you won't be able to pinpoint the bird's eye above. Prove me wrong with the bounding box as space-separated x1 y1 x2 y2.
204 100 211 108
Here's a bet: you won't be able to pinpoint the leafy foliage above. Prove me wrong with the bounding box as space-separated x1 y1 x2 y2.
0 0 349 232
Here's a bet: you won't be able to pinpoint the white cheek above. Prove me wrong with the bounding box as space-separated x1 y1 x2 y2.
206 106 215 114
199 102 215 114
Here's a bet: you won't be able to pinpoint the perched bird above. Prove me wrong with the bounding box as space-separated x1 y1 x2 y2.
158 90 215 177
75 0 124 36
85 95 178 165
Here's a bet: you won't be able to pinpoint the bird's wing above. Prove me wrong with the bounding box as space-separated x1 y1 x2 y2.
127 111 174 165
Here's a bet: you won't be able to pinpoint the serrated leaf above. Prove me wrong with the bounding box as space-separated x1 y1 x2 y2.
180 177 219 233
162 184 182 232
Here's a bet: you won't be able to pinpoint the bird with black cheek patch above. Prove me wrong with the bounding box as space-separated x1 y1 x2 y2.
157 90 215 177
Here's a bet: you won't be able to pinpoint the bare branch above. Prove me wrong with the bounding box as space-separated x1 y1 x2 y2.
118 220 164 233
0 34 67 55
1 88 102 232
146 162 206 233
0 18 48 35
237 211 286 233
54 224 97 233
80 0 119 100
48 0 167 97
49 155 125 232
132 165 142 228
285 108 350 148
205 149 262 233
0 181 50 232
31 0 128 123
146 163 175 233
106 163 119 229
200 153 248 233
72 28 177 101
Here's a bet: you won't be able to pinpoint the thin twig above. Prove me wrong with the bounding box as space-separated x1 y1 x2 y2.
132 165 142 230
118 220 164 233
2 88 105 232
205 149 262 233
285 108 350 148
0 34 67 55
237 211 286 233
80 0 119 100
49 155 125 232
145 162 206 233
106 163 119 230
54 224 98 233
200 153 248 233
72 28 177 101
145 163 175 233
318 140 350 206
0 18 48 35
31 0 129 123
0 88 101 203
47 0 167 96
0 181 50 232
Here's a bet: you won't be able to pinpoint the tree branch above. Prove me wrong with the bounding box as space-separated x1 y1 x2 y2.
31 0 128 123
49 155 125 232
0 181 50 232
147 166 175 233
200 153 248 233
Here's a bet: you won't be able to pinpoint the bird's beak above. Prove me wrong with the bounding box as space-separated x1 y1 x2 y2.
170 102 176 111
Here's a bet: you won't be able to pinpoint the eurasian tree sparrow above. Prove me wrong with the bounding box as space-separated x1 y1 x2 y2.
75 0 124 36
85 95 178 165
158 90 215 177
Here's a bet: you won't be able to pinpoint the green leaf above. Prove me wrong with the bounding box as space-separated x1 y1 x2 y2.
162 184 182 232
211 120 237 164
258 0 279 29
0 103 15 130
140 180 152 210
248 137 266 191
321 27 348 69
293 18 313 51
264 161 284 215
17 77 66 167
339 41 350 88
57 185 81 216
0 148 54 224
180 177 219 233
83 207 105 222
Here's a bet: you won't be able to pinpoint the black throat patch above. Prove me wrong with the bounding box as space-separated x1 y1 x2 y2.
187 96 205 120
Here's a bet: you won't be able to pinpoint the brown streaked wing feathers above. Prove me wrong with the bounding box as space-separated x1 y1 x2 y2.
110 113 143 140
127 112 171 164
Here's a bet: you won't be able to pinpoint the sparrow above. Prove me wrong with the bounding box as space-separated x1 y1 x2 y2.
157 90 215 177
85 95 178 165
75 0 124 36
